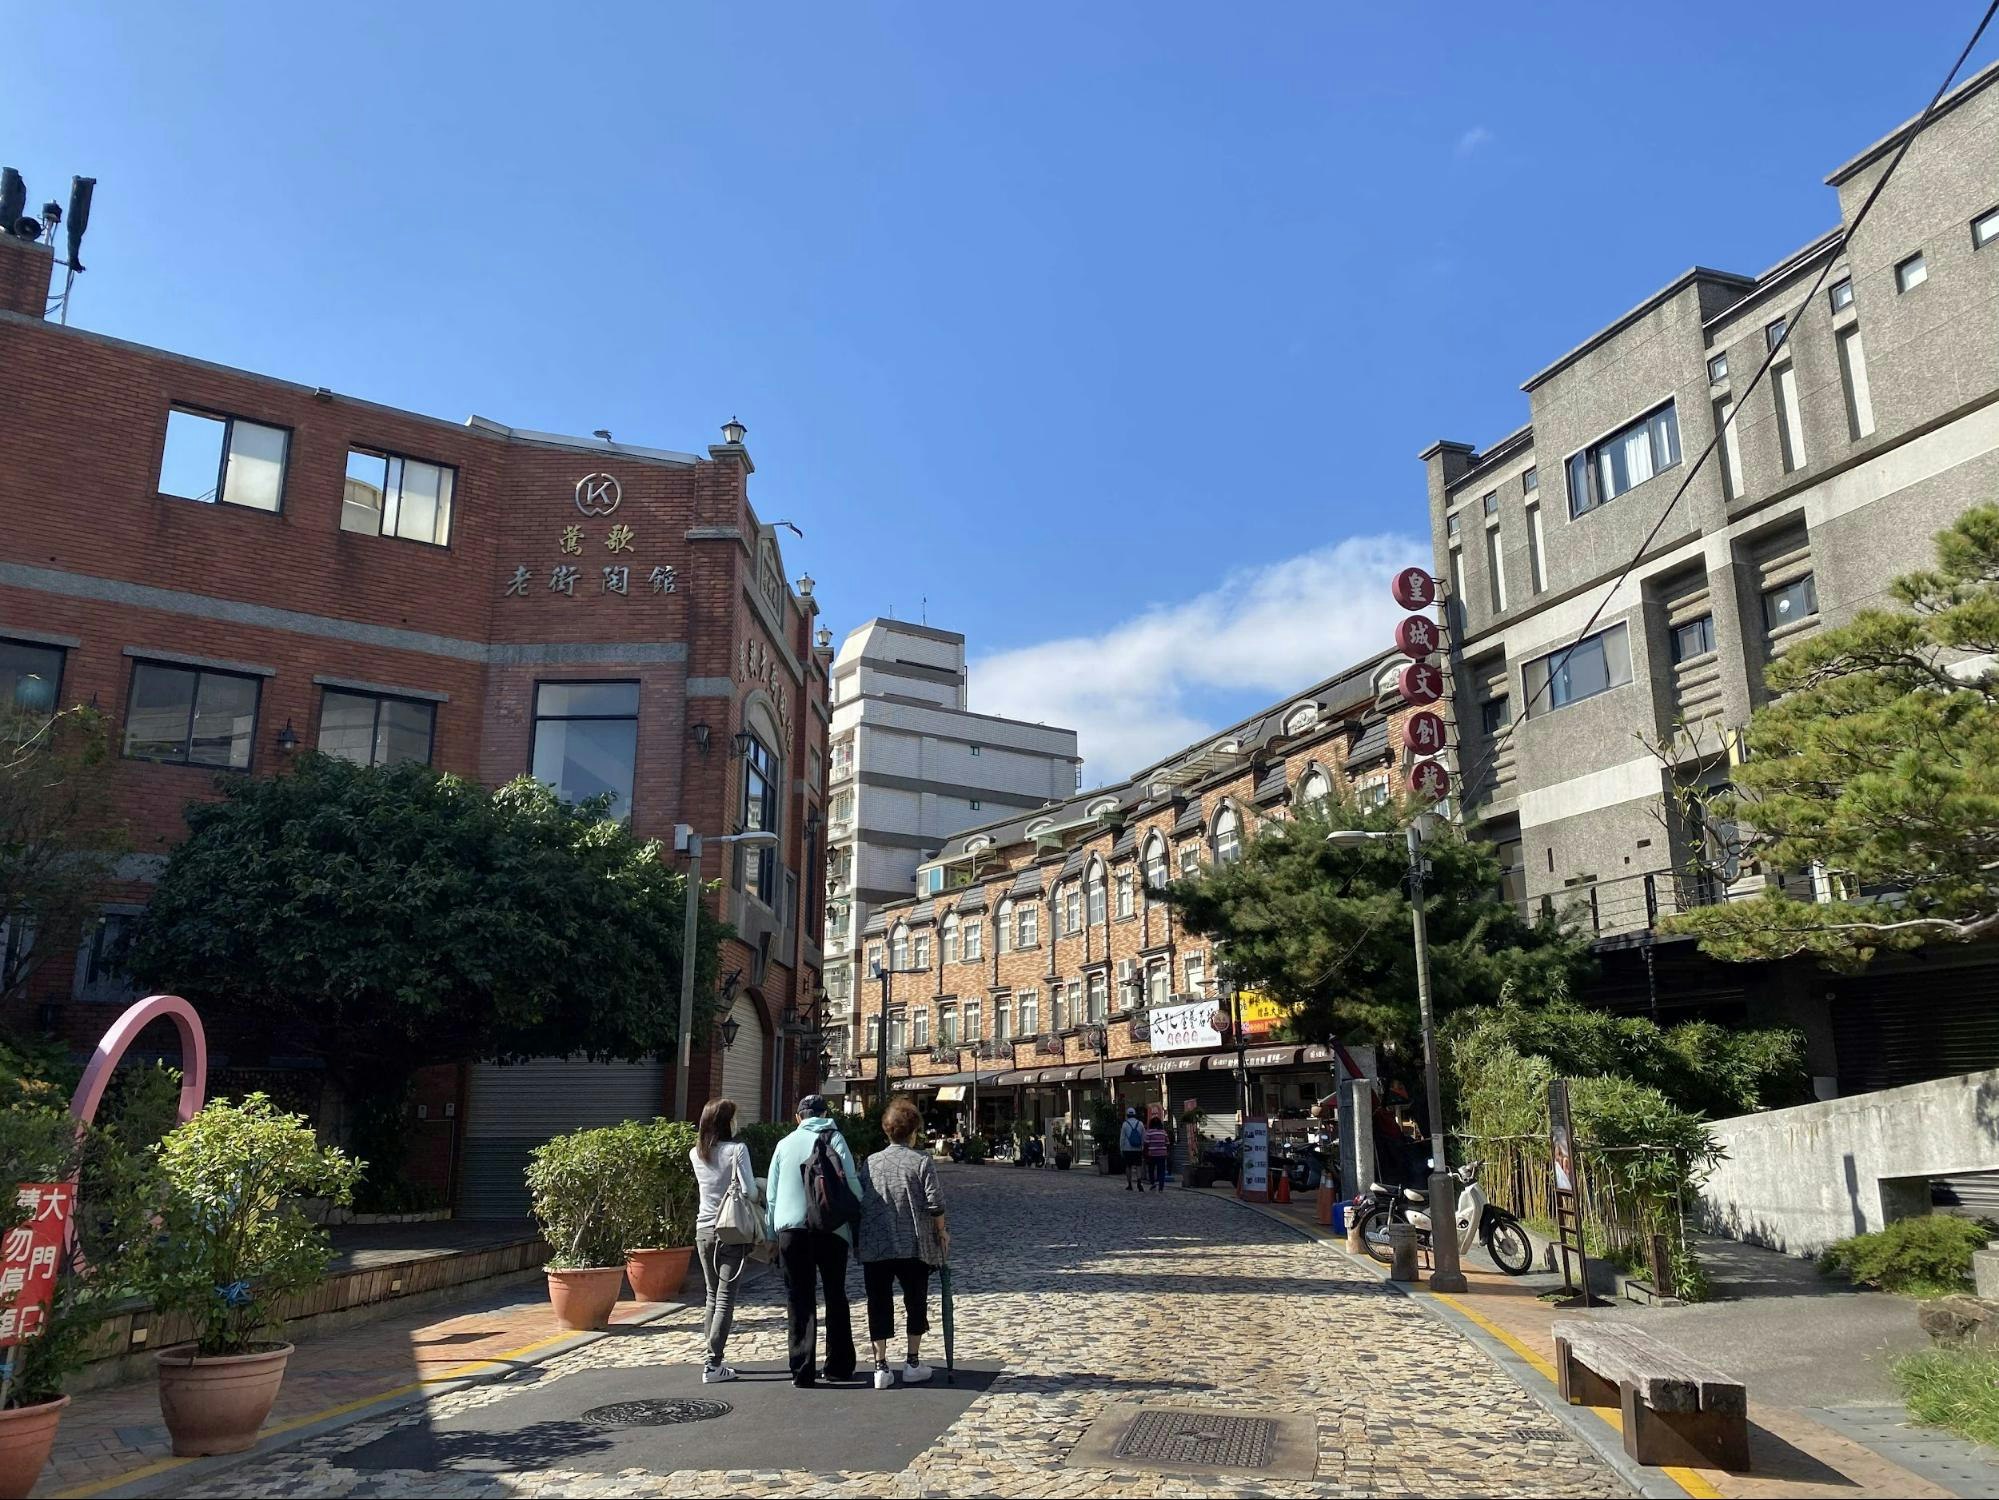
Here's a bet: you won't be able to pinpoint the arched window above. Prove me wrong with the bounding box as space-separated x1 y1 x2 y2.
1299 767 1332 809
996 898 1014 954
1144 835 1169 892
1086 861 1107 925
890 921 910 970
941 913 961 964
1213 804 1242 865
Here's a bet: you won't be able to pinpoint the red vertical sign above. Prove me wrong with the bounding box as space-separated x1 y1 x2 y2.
0 1182 74 1349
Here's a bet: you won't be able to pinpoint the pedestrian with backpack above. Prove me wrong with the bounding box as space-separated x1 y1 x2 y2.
858 1097 950 1390
1119 1107 1146 1191
766 1093 863 1387
689 1097 761 1384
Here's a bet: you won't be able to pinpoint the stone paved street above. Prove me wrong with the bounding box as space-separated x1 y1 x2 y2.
176 1166 1627 1498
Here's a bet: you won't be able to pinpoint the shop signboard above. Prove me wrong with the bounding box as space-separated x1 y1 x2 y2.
1235 990 1297 1040
1147 1000 1224 1053
1239 1120 1270 1201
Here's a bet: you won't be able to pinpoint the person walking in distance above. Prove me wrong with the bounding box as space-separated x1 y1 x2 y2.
1119 1107 1146 1192
766 1094 863 1387
689 1098 758 1384
1143 1110 1171 1192
858 1096 951 1390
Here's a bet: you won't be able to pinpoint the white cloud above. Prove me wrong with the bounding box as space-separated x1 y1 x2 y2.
969 533 1424 782
1455 125 1494 159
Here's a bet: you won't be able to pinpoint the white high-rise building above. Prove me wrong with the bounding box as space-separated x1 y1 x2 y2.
822 619 1079 1035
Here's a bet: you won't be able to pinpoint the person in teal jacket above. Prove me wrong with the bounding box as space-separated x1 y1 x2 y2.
766 1094 863 1386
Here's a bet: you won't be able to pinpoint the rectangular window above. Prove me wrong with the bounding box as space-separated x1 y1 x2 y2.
317 688 435 768
123 661 260 768
1115 870 1134 919
1017 903 1038 947
1566 402 1680 517
1828 277 1854 313
1481 492 1498 519
865 940 883 975
939 1004 957 1047
913 931 930 969
1762 574 1819 632
1525 623 1633 712
1713 398 1744 501
77 911 139 1004
888 1013 905 1055
739 733 780 903
341 447 456 547
1525 502 1546 594
1064 887 1082 934
157 409 289 513
969 798 981 811
1147 964 1169 1006
1671 614 1715 662
529 680 638 823
1018 991 1038 1036
1836 326 1876 440
1055 983 1075 1031
1485 523 1507 612
963 919 982 961
1975 207 1999 250
1178 843 1200 877
1707 352 1728 384
995 999 1012 1041
969 744 981 755
1445 512 1461 541
1895 253 1928 292
912 1010 929 1049
1 638 64 718
1765 317 1789 353
963 1000 980 1043
1183 954 1206 996
1522 467 1539 499
1480 694 1510 736
1087 970 1107 1023
1773 363 1807 473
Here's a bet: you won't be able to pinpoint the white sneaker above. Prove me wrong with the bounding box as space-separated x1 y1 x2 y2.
702 1364 738 1384
873 1366 895 1390
901 1361 933 1385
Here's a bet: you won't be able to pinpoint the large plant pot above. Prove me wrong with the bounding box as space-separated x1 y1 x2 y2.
0 1395 68 1499
157 1343 292 1457
546 1267 625 1331
624 1246 693 1302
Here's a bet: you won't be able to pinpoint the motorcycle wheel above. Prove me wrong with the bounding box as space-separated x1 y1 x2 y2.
1485 1217 1534 1275
1358 1206 1396 1265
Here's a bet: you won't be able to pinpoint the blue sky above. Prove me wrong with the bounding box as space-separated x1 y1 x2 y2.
9 3 1994 777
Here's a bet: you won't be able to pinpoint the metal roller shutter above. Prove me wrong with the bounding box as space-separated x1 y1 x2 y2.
459 1057 666 1219
1831 964 1999 1096
719 997 767 1124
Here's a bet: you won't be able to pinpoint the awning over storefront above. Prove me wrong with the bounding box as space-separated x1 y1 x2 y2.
1136 1054 1208 1075
1226 1046 1302 1070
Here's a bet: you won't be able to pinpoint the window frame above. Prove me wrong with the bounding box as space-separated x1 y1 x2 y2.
316 686 438 768
1565 401 1681 518
156 405 293 515
739 730 781 905
1974 206 1999 251
941 913 960 964
1828 277 1854 313
1479 694 1511 736
912 930 931 969
1761 573 1820 632
1016 901 1038 948
1670 614 1716 663
0 637 66 718
340 443 459 548
1764 317 1789 353
962 915 983 962
1525 623 1633 714
121 659 263 770
528 678 639 824
1894 252 1928 293
1706 352 1728 384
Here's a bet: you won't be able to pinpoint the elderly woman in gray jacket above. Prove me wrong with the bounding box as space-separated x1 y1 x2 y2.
857 1096 950 1390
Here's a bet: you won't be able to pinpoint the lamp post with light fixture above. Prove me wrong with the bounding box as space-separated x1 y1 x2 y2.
1325 817 1466 1293
671 825 778 1120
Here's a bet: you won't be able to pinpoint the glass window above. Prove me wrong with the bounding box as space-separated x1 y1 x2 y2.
963 1000 980 1042
1671 615 1716 663
1828 277 1854 312
1445 512 1461 540
1017 902 1038 947
941 914 960 964
1895 253 1927 292
123 661 260 768
888 1012 905 1055
865 941 883 976
1183 954 1206 995
1214 805 1241 864
1567 402 1680 517
1115 869 1134 918
1018 990 1038 1036
740 732 780 904
317 688 435 767
995 899 1013 953
1480 695 1511 735
1976 207 1999 250
1707 352 1728 384
891 924 910 969
1053 984 1072 1031
1144 838 1168 890
1522 467 1539 497
1087 971 1107 1023
1481 492 1499 519
963 917 982 961
912 1009 929 1048
1765 317 1789 353
0 638 64 717
995 998 1012 1041
1088 867 1107 925
77 912 139 1004
1147 964 1169 1006
157 409 289 513
939 1004 957 1047
529 679 638 822
912 931 930 969
1526 624 1633 712
1063 886 1082 934
1762 574 1819 631
1299 768 1332 806
341 447 456 546
1178 843 1200 876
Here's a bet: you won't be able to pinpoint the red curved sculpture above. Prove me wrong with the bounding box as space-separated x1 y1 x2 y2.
69 994 209 1130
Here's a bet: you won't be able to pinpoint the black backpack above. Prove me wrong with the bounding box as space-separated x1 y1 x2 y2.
803 1132 862 1234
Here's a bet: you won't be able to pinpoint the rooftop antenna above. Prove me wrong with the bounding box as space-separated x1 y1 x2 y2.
921 596 927 625
1 170 97 325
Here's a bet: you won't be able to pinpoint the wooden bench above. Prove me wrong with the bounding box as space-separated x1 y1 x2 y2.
1551 1320 1749 1471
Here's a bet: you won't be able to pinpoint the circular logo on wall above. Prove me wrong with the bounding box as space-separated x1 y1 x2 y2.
575 473 623 517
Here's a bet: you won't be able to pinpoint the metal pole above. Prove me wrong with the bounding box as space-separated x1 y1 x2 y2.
672 839 704 1121
877 967 890 1109
1408 822 1466 1292
1232 980 1249 1123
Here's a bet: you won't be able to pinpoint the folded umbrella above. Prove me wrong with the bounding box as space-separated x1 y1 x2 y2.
939 1261 956 1385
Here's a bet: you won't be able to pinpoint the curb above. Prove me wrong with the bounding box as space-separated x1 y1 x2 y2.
61 1300 693 1500
1217 1191 1697 1500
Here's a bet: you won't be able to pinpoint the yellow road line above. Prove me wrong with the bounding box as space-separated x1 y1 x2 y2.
50 1322 645 1499
1431 1292 1724 1500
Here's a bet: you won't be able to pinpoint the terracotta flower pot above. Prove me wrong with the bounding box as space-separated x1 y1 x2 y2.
545 1266 625 1331
156 1343 292 1457
0 1395 68 1500
624 1246 693 1302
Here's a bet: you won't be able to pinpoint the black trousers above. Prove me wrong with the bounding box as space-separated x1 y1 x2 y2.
862 1257 931 1344
777 1228 855 1382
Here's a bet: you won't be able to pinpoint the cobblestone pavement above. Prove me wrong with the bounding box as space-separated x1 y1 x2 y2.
180 1167 1627 1498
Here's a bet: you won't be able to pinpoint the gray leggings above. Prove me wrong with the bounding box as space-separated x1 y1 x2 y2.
695 1228 751 1366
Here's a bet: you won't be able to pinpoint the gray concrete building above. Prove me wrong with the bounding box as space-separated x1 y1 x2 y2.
821 618 1079 1051
1422 61 1999 1093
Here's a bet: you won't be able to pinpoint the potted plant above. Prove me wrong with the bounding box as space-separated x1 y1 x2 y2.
1009 1120 1032 1168
622 1120 697 1302
960 1132 988 1164
138 1094 361 1457
1053 1120 1073 1171
526 1123 640 1331
0 1104 90 1499
1088 1100 1122 1176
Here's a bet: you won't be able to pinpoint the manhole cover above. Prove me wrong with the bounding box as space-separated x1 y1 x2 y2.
579 1399 733 1428
1113 1408 1277 1469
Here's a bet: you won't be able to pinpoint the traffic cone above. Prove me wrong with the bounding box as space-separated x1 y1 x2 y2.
1272 1171 1292 1205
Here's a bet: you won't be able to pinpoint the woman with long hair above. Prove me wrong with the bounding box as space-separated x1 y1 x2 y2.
691 1097 759 1383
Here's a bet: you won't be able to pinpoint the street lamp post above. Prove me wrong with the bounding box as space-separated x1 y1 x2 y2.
871 959 929 1108
1326 818 1466 1293
671 825 779 1121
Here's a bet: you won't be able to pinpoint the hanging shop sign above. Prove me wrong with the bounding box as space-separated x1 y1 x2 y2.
1409 759 1451 800
1390 567 1437 610
1148 1000 1225 1053
1395 614 1441 659
1404 710 1447 757
1398 661 1443 706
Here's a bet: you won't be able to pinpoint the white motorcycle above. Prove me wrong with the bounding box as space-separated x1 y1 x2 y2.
1358 1161 1535 1275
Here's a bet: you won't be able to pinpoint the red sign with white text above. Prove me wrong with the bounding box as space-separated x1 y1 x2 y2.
1398 661 1443 707
1395 614 1441 659
1404 710 1447 757
0 1183 73 1350
1391 568 1436 611
1410 759 1452 800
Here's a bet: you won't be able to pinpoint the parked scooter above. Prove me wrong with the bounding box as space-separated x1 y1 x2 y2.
1354 1162 1534 1275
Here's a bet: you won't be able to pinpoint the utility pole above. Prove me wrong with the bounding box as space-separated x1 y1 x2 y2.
1405 820 1467 1293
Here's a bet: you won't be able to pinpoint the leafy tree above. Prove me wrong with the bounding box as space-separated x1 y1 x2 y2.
0 705 123 1006
125 754 728 1174
1158 802 1593 1052
1665 505 1999 965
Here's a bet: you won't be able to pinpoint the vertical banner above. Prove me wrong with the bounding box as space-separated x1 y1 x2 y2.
1547 1079 1590 1298
1548 1079 1575 1193
0 1182 74 1350
1238 1119 1270 1203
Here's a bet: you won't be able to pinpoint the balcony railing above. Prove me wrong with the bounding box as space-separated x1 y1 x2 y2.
928 1045 962 1067
1034 1033 1064 1057
1535 866 1831 940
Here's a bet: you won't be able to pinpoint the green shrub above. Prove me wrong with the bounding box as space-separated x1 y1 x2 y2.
626 1120 698 1248
1895 1347 1999 1448
1820 1215 1992 1296
526 1122 649 1269
138 1094 362 1356
837 1113 886 1162
960 1133 989 1163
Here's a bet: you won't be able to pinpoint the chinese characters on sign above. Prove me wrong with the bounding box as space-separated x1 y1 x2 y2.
1391 564 1453 805
1148 1000 1225 1053
739 637 795 741
1404 710 1447 756
1395 614 1439 659
1390 567 1437 611
1397 661 1443 706
502 521 678 601
0 1182 73 1350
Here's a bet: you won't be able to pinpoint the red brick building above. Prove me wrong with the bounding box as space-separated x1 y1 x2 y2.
0 233 831 1213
